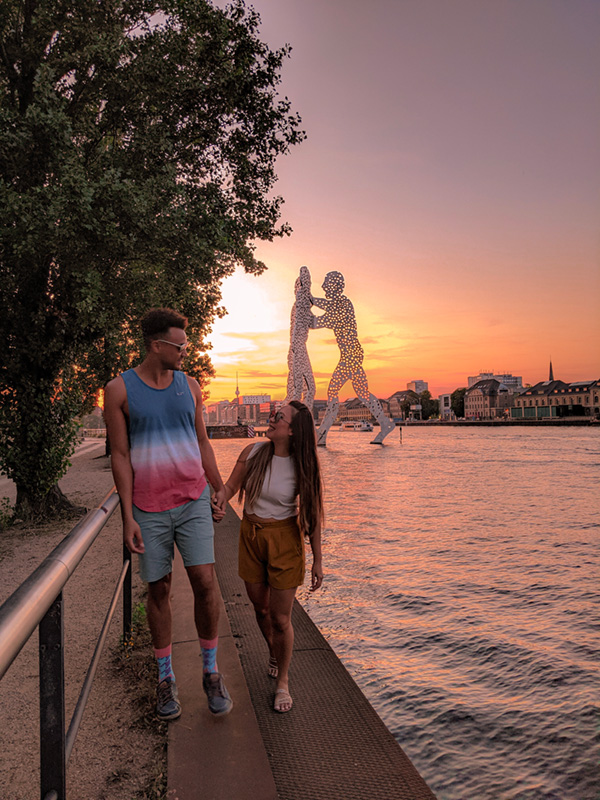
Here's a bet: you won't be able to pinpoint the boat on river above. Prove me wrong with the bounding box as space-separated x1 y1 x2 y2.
339 421 374 432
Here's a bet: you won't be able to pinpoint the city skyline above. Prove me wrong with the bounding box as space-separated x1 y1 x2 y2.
204 0 599 404
206 366 590 408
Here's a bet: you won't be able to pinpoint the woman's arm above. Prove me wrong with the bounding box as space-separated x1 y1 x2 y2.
308 516 323 591
222 443 255 502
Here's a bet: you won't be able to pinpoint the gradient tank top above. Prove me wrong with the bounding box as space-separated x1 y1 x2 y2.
122 369 207 512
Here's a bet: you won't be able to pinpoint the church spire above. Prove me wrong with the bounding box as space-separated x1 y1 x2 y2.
548 359 554 382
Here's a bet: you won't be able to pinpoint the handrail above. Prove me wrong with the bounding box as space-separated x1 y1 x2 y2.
65 557 130 761
0 487 127 800
0 489 120 681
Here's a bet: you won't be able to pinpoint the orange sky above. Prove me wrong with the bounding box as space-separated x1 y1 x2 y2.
205 0 600 404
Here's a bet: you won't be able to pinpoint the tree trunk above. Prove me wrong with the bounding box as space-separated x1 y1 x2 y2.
15 483 86 524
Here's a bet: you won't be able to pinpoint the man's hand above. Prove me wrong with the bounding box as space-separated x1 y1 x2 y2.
310 558 323 591
123 519 145 554
211 488 227 523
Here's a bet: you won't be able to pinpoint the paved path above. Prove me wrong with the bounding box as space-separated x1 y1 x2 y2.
169 504 438 800
0 438 106 502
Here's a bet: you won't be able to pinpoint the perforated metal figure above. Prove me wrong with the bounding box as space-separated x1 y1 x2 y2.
310 271 395 445
284 266 316 410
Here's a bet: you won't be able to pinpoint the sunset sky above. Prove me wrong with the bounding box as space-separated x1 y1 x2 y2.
205 0 600 404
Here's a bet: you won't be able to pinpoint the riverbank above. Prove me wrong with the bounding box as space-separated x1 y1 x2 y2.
397 418 598 426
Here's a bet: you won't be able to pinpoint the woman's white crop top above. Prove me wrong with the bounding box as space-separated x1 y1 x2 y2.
244 442 298 519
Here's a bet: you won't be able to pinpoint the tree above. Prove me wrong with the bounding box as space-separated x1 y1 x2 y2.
0 0 303 520
451 387 467 418
419 390 439 421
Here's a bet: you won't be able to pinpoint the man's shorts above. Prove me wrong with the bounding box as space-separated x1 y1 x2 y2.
133 485 214 583
239 514 305 590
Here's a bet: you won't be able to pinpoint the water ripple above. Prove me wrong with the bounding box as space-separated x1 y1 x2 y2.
214 427 600 800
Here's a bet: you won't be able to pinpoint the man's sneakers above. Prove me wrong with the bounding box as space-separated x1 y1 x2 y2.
156 672 233 720
203 672 233 716
156 676 182 721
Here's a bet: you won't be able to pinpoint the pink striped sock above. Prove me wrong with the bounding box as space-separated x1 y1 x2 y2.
199 636 218 674
154 644 174 682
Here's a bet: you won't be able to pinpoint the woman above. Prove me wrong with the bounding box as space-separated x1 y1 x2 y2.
220 401 323 713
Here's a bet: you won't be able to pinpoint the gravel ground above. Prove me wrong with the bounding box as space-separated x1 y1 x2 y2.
0 442 166 799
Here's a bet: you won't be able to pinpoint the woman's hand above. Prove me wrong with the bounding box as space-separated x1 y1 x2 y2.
310 558 323 591
211 492 226 523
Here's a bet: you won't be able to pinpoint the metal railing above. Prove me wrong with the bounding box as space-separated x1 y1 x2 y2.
0 488 129 800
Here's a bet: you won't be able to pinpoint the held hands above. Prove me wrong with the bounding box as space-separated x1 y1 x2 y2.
123 519 145 554
211 488 227 523
310 559 323 592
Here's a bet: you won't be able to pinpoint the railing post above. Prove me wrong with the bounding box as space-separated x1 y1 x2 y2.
39 592 65 800
123 543 132 644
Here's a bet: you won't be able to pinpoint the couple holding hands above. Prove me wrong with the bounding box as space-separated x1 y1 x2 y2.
104 307 323 721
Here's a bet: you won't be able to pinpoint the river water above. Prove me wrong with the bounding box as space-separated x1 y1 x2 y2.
212 426 600 800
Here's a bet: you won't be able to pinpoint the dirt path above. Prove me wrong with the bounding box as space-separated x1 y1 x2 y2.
0 442 166 799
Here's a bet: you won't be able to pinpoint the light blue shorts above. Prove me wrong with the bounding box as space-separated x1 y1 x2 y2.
132 485 214 583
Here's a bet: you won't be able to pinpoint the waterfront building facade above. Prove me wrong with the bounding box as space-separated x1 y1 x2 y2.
387 390 420 421
438 393 453 419
511 379 600 419
464 379 513 420
339 397 374 422
407 379 428 394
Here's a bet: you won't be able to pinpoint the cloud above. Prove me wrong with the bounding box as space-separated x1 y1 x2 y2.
361 336 382 344
217 329 288 341
240 369 287 380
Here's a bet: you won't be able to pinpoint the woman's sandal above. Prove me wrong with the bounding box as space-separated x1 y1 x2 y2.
274 688 293 713
268 656 278 679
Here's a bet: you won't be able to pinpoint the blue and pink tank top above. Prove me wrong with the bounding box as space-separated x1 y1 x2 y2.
122 369 207 512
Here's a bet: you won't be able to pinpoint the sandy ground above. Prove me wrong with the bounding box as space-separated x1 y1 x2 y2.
0 441 166 799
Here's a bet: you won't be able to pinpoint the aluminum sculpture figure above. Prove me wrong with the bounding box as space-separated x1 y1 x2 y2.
284 265 316 410
310 271 395 446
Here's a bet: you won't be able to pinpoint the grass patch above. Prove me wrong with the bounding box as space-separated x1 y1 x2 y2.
113 598 168 800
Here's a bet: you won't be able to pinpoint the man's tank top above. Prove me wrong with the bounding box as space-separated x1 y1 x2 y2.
244 442 297 519
122 369 207 512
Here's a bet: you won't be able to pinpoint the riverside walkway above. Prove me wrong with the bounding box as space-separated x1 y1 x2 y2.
169 503 438 800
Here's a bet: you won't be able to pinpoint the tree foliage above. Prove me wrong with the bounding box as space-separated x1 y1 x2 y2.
419 390 439 421
0 0 303 519
451 387 466 419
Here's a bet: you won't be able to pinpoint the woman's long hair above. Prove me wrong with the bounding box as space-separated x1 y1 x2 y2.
240 401 323 537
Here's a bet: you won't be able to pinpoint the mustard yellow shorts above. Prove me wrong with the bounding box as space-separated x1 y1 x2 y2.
238 515 305 590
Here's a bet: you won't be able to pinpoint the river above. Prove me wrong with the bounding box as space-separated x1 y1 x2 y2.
212 425 600 800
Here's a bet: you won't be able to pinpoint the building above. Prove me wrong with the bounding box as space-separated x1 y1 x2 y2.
464 379 513 420
512 379 600 419
339 398 373 422
407 380 428 394
468 372 523 391
337 397 391 422
237 403 261 423
241 394 270 405
438 393 453 420
387 390 420 420
206 400 238 425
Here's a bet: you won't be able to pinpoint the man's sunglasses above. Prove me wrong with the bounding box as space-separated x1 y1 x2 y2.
156 339 188 353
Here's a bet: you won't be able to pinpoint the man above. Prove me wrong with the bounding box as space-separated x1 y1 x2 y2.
104 308 232 720
310 271 395 445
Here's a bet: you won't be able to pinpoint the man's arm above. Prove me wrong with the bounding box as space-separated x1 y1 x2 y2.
104 377 145 554
188 377 226 514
